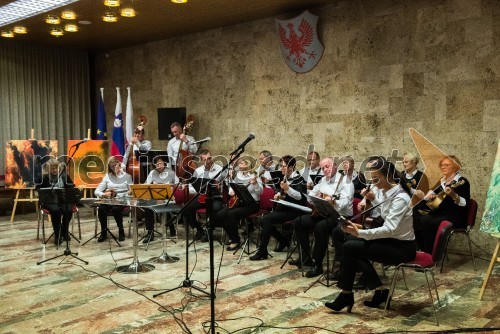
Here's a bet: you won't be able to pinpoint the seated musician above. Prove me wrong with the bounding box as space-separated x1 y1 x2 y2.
292 157 354 278
340 155 366 199
299 151 324 190
36 158 74 245
402 152 428 201
250 155 307 261
142 156 178 243
415 155 470 253
214 158 263 251
94 156 133 242
123 125 152 183
185 149 227 242
325 158 416 312
257 150 275 185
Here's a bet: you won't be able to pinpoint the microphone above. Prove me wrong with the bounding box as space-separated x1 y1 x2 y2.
231 132 255 155
189 137 211 146
71 138 89 147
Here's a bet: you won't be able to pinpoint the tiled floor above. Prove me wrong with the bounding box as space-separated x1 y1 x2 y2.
0 207 498 334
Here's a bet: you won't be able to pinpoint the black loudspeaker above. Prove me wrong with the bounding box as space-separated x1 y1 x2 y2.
157 107 186 140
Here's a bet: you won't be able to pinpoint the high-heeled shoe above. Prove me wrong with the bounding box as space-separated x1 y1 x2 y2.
325 292 354 313
363 289 390 308
249 251 268 261
226 243 240 251
274 240 289 252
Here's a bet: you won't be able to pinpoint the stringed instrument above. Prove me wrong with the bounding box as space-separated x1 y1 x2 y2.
228 171 258 208
425 179 465 212
175 115 195 179
125 115 147 183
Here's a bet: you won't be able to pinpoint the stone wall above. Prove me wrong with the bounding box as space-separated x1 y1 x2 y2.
95 0 500 249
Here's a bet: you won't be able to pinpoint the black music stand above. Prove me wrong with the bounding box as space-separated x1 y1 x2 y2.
303 194 340 292
229 183 259 262
310 174 324 186
37 146 88 266
269 171 284 190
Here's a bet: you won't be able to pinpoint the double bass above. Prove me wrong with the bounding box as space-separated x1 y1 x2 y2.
125 115 147 183
175 115 196 179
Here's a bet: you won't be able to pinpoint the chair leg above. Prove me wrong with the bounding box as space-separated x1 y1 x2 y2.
440 234 451 273
77 211 81 240
385 266 400 311
424 270 439 326
37 211 41 240
466 234 477 271
401 267 408 290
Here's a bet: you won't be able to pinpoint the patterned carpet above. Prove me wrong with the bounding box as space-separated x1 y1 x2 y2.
0 207 498 334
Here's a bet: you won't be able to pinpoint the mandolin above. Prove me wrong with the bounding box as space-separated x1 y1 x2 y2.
425 179 465 212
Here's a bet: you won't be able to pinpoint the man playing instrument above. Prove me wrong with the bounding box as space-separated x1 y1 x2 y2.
292 157 354 277
167 122 198 170
299 151 323 190
123 126 152 183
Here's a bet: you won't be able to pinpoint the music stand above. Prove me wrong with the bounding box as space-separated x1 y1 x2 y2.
269 171 284 190
131 184 173 200
310 174 324 186
303 194 340 292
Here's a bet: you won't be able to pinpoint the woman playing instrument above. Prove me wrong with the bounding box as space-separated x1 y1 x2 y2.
215 158 263 251
325 158 416 312
36 158 74 245
95 156 133 242
340 155 366 199
415 155 470 253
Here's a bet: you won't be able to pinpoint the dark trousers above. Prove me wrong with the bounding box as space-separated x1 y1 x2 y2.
415 213 463 254
145 208 155 231
258 209 302 253
42 203 73 238
214 203 259 244
98 204 125 232
338 238 416 291
184 198 223 231
294 214 323 260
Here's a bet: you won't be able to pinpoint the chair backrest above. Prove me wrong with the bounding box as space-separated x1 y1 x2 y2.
432 220 454 263
466 198 478 229
352 197 362 217
173 186 189 204
259 186 275 211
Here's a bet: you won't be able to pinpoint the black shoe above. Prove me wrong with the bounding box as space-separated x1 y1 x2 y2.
325 292 354 312
54 236 63 245
353 275 366 290
199 232 209 242
194 228 204 241
327 270 341 281
118 229 125 242
363 289 390 308
97 233 108 242
274 240 289 252
143 230 154 244
305 265 324 278
289 257 314 268
226 243 240 251
249 251 268 261
168 225 177 237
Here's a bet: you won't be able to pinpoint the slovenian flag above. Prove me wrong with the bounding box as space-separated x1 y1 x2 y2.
96 88 107 139
111 87 125 159
125 87 134 146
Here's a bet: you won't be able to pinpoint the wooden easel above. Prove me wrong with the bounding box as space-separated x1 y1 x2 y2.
479 236 500 300
10 129 40 223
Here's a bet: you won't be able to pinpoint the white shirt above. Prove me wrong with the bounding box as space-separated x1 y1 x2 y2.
95 172 133 198
299 165 324 184
123 139 152 163
145 168 178 185
358 184 415 241
228 171 263 201
360 185 384 217
188 164 227 194
309 172 354 216
167 135 198 167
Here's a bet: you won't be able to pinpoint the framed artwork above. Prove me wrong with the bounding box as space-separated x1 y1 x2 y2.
66 140 109 187
481 142 500 236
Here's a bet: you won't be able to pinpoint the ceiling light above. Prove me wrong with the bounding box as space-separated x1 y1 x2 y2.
1 30 14 38
104 0 120 6
61 10 76 20
102 11 118 23
0 0 79 27
45 14 60 24
64 23 78 32
49 27 63 36
171 0 188 3
120 7 136 17
13 26 27 34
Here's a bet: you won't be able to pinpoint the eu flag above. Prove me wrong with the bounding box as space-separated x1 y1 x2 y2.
96 93 107 139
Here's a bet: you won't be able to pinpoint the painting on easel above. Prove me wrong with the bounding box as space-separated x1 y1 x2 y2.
5 140 58 188
480 141 500 236
66 140 109 187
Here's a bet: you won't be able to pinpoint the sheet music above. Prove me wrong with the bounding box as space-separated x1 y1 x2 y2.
271 199 312 213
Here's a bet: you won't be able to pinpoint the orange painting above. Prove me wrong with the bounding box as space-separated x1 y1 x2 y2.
66 140 109 187
5 140 58 188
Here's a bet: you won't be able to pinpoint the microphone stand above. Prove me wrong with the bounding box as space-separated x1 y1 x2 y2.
38 143 89 266
153 146 246 334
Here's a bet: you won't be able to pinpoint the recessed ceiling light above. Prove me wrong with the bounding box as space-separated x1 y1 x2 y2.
61 10 76 20
104 0 120 7
64 23 78 32
1 30 14 38
50 27 63 36
102 11 118 23
13 26 27 34
120 7 136 18
45 14 60 24
171 0 188 3
78 20 91 25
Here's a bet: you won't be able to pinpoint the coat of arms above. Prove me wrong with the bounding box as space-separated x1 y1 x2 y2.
275 11 324 73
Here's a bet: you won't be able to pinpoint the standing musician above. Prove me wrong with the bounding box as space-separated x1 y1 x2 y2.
250 155 307 261
292 157 354 278
185 149 227 242
325 158 416 312
167 122 198 171
36 158 74 245
415 155 470 254
214 158 263 251
142 156 178 243
299 151 323 190
94 156 133 242
123 123 152 183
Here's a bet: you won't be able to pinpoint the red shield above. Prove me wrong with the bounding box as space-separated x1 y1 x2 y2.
275 11 324 73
